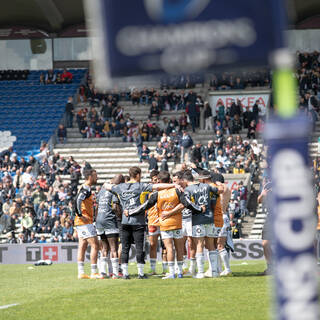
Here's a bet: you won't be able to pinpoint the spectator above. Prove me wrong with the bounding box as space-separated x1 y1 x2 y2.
140 145 150 162
49 201 61 217
61 69 73 83
45 70 56 84
232 114 243 134
186 101 197 132
57 124 67 144
51 220 63 242
179 112 188 132
62 221 74 242
22 166 35 187
180 130 193 163
21 211 34 238
149 101 161 121
65 97 74 128
148 153 158 172
247 120 256 139
38 210 51 233
204 102 213 131
140 123 150 141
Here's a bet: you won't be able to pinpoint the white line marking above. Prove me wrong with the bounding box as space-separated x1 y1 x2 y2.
0 303 19 310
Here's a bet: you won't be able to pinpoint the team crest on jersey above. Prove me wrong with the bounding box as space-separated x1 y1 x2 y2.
143 0 210 23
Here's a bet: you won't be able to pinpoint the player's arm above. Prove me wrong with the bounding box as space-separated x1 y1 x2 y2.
152 183 180 191
76 187 89 223
103 183 114 191
125 192 158 217
113 203 122 219
179 189 204 214
161 203 185 220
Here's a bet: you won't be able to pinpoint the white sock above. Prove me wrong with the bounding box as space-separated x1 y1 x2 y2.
168 262 175 276
111 258 119 276
183 255 188 269
137 263 145 276
150 258 157 272
217 250 222 273
78 262 85 275
107 257 113 275
189 258 196 274
99 257 107 274
177 261 183 275
122 263 129 276
162 261 168 273
196 253 204 274
207 251 218 274
219 249 231 272
91 264 97 274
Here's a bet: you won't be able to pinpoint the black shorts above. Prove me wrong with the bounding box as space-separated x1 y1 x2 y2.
100 233 119 240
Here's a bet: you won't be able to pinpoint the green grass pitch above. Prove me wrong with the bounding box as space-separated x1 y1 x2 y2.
0 261 273 320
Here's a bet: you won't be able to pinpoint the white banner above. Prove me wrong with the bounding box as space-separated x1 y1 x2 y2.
0 239 265 264
209 92 270 117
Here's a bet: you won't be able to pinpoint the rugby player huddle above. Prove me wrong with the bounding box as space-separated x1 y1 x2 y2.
74 165 233 280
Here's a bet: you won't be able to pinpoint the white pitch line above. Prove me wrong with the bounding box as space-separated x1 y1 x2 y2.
0 303 19 310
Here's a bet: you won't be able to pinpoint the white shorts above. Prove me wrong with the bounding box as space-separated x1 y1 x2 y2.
161 229 183 240
76 224 97 239
215 215 231 238
96 227 119 236
148 225 160 236
182 219 192 237
192 223 215 238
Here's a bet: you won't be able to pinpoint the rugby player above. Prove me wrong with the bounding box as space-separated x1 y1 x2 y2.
96 174 124 279
183 170 223 278
258 181 273 275
74 168 100 279
201 171 232 276
147 170 161 275
103 166 178 279
172 171 194 274
127 170 204 279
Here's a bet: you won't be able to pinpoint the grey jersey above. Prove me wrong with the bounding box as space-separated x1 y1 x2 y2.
96 187 119 230
111 182 153 225
184 183 219 226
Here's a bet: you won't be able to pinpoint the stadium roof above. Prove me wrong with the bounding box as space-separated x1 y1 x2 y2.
0 0 84 36
0 0 319 37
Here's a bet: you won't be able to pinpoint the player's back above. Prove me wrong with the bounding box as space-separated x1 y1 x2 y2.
96 187 117 227
112 182 152 225
185 183 215 226
157 188 182 231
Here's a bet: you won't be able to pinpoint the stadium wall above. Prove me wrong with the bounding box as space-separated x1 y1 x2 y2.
0 240 266 264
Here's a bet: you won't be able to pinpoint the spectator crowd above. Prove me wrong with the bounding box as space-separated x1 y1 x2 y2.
0 145 86 244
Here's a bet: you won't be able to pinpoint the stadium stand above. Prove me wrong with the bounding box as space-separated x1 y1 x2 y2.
1 51 320 244
0 69 86 156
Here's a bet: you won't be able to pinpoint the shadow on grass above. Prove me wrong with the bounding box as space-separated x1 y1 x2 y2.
232 271 272 277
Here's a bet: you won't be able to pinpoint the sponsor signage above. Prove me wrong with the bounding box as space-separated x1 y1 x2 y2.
86 0 286 88
208 91 271 117
266 116 319 320
0 240 264 264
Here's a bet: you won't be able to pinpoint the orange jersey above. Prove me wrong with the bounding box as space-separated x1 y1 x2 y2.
74 185 95 226
148 205 159 226
210 183 223 227
157 188 182 231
